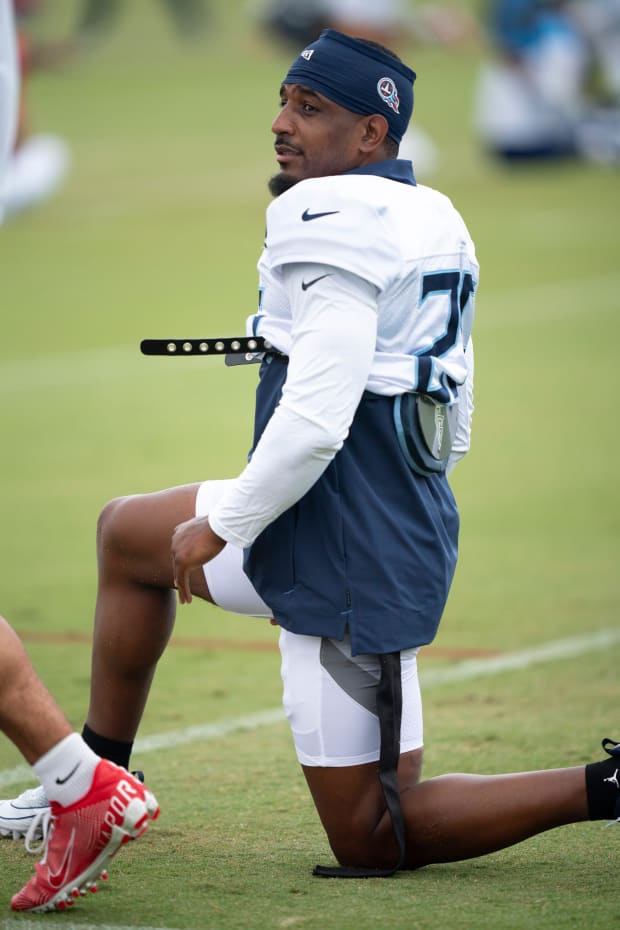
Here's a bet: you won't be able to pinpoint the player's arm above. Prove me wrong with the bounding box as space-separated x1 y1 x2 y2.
172 262 377 602
208 262 377 546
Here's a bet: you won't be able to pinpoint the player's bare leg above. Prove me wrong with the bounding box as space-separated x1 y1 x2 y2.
0 616 72 764
86 483 213 743
304 751 590 870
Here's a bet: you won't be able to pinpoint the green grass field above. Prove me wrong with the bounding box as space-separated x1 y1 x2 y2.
0 1 619 927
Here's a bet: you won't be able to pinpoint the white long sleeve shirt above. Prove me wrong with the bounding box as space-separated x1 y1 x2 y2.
209 168 478 548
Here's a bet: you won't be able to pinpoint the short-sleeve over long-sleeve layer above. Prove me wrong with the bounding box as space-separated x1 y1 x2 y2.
209 160 479 655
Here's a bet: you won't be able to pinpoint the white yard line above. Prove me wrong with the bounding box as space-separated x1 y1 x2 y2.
0 708 286 792
0 345 208 394
1 270 618 395
475 270 619 329
133 707 285 753
419 627 620 685
0 922 186 930
1 628 618 792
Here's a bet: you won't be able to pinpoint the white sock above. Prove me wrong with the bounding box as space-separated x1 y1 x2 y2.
33 733 100 807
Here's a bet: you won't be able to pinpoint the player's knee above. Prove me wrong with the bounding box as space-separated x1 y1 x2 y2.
328 816 400 870
96 494 137 563
328 820 372 867
319 799 401 870
96 491 178 588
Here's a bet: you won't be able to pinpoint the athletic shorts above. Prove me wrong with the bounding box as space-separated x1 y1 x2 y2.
196 479 424 766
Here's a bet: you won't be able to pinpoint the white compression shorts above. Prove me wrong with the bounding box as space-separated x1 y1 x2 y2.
279 629 423 766
196 479 424 766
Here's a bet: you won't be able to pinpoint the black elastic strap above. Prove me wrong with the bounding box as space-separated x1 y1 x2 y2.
313 651 406 878
140 336 271 357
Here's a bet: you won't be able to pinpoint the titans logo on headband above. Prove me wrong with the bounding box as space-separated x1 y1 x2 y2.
377 77 400 114
284 30 414 143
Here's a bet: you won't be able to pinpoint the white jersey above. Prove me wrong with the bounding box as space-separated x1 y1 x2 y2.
251 172 477 402
209 163 478 551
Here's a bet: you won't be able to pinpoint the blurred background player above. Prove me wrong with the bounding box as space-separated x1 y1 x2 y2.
1 0 211 220
74 0 210 42
0 0 71 220
569 0 620 104
0 0 19 217
258 0 475 48
473 0 620 163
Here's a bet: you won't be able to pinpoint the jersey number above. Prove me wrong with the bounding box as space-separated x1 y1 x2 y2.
416 270 474 401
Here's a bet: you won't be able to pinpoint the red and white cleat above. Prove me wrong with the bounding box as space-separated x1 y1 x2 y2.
11 761 159 913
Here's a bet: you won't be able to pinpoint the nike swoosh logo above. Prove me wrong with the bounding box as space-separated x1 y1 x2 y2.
302 209 340 222
48 826 76 890
56 762 81 785
301 273 331 291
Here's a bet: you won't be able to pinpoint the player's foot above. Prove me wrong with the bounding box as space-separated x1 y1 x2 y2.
0 770 146 849
0 134 71 220
10 761 159 913
0 785 50 841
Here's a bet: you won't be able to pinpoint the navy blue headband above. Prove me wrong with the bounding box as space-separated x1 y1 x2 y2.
283 29 415 145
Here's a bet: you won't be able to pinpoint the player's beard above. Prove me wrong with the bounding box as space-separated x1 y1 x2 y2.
268 171 300 197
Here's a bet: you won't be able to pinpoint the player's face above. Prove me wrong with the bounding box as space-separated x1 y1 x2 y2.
269 83 369 195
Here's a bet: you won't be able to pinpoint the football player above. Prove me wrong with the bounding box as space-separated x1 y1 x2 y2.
3 27 619 879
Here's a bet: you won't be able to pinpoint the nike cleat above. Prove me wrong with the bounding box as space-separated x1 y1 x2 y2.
0 770 145 850
10 760 159 913
0 785 50 841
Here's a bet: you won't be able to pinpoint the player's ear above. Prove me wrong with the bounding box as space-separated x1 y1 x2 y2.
359 114 389 154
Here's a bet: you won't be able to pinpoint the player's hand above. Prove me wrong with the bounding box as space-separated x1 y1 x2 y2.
171 516 225 605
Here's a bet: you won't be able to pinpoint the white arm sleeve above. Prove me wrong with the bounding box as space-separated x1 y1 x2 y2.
208 264 378 548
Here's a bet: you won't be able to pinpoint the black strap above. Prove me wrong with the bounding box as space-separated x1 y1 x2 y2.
140 336 272 357
313 651 406 878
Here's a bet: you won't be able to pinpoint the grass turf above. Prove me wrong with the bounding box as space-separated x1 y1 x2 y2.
0 0 618 926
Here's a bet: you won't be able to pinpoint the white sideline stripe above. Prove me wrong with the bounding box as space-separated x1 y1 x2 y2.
419 628 620 685
1 271 618 395
0 345 212 395
0 708 285 791
133 707 285 753
0 922 184 930
0 628 618 792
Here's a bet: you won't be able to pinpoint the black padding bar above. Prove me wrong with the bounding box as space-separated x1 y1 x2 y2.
313 651 406 878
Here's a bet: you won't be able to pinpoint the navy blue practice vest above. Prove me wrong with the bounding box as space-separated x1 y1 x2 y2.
244 355 459 656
